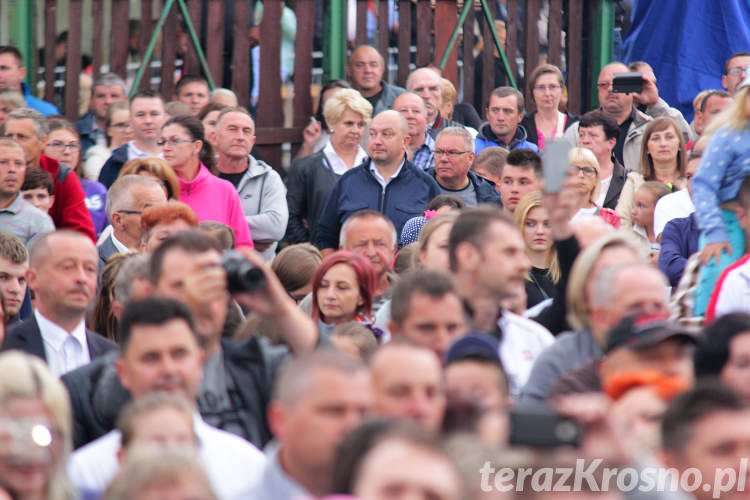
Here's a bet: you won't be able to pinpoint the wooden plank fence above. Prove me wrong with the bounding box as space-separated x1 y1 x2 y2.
37 0 589 170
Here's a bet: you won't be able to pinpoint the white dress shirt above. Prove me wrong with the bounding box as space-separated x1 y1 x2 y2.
35 310 90 378
110 232 134 255
369 159 405 189
68 414 266 500
653 188 694 238
323 141 368 175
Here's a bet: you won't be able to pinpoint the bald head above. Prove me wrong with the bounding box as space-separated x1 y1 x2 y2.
392 92 428 138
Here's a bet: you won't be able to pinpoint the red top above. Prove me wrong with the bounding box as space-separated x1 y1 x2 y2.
39 154 96 243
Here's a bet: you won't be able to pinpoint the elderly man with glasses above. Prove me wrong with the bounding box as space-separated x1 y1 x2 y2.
427 127 500 206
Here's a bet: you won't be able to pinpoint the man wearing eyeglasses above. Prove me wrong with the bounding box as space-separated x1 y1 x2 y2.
722 52 750 94
97 175 166 268
1 108 95 242
428 127 500 206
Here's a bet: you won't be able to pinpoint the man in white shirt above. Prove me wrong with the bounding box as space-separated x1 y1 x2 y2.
2 230 115 376
68 297 266 500
98 90 168 188
448 206 554 396
250 350 372 500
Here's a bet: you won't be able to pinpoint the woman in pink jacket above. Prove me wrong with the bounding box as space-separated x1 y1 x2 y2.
158 115 253 248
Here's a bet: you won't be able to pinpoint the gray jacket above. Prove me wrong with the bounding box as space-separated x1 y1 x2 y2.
519 329 602 405
234 157 289 260
372 81 406 115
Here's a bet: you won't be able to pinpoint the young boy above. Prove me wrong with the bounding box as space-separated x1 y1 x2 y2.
21 167 55 213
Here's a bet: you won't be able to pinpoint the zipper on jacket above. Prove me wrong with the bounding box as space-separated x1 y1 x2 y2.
379 186 386 213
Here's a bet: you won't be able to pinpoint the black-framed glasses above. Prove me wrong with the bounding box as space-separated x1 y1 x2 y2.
434 150 471 158
156 137 196 147
570 166 597 177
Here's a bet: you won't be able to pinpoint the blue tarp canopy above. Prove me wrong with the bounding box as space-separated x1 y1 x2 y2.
623 0 750 121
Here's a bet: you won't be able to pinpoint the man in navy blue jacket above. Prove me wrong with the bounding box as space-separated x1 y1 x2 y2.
314 110 441 252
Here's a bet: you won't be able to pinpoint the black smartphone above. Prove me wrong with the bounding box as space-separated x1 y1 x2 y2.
508 407 582 448
612 72 644 94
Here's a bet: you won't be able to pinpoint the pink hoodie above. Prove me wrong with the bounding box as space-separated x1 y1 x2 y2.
178 164 253 248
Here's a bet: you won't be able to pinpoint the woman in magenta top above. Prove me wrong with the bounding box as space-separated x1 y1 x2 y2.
158 115 253 248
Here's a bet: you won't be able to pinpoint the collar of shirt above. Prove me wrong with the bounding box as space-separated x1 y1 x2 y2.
35 309 87 353
110 232 135 254
128 140 160 160
260 440 309 499
0 194 22 214
323 140 368 175
369 158 405 188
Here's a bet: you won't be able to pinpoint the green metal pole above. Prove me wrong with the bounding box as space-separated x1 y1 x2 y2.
589 0 614 109
131 0 177 97
7 0 35 86
175 0 216 90
323 0 346 82
479 0 517 90
438 0 474 71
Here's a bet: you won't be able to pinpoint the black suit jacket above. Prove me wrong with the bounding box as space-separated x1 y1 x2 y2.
2 315 116 362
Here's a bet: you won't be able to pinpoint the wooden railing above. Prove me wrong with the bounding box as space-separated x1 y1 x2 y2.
38 0 589 169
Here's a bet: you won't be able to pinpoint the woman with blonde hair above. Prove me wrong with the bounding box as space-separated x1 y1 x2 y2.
567 147 620 227
286 88 373 243
615 116 688 229
118 157 181 200
514 191 560 308
0 351 76 500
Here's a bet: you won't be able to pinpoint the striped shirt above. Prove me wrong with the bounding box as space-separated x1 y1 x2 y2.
0 194 55 247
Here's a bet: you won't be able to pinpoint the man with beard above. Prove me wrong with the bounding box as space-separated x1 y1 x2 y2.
2 230 115 377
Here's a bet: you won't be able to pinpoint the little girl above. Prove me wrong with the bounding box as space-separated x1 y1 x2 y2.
692 79 750 314
631 181 671 265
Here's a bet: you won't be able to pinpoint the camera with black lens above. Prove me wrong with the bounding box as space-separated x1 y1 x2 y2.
221 250 265 293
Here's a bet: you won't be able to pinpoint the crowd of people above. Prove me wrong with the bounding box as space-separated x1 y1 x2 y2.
0 39 749 500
